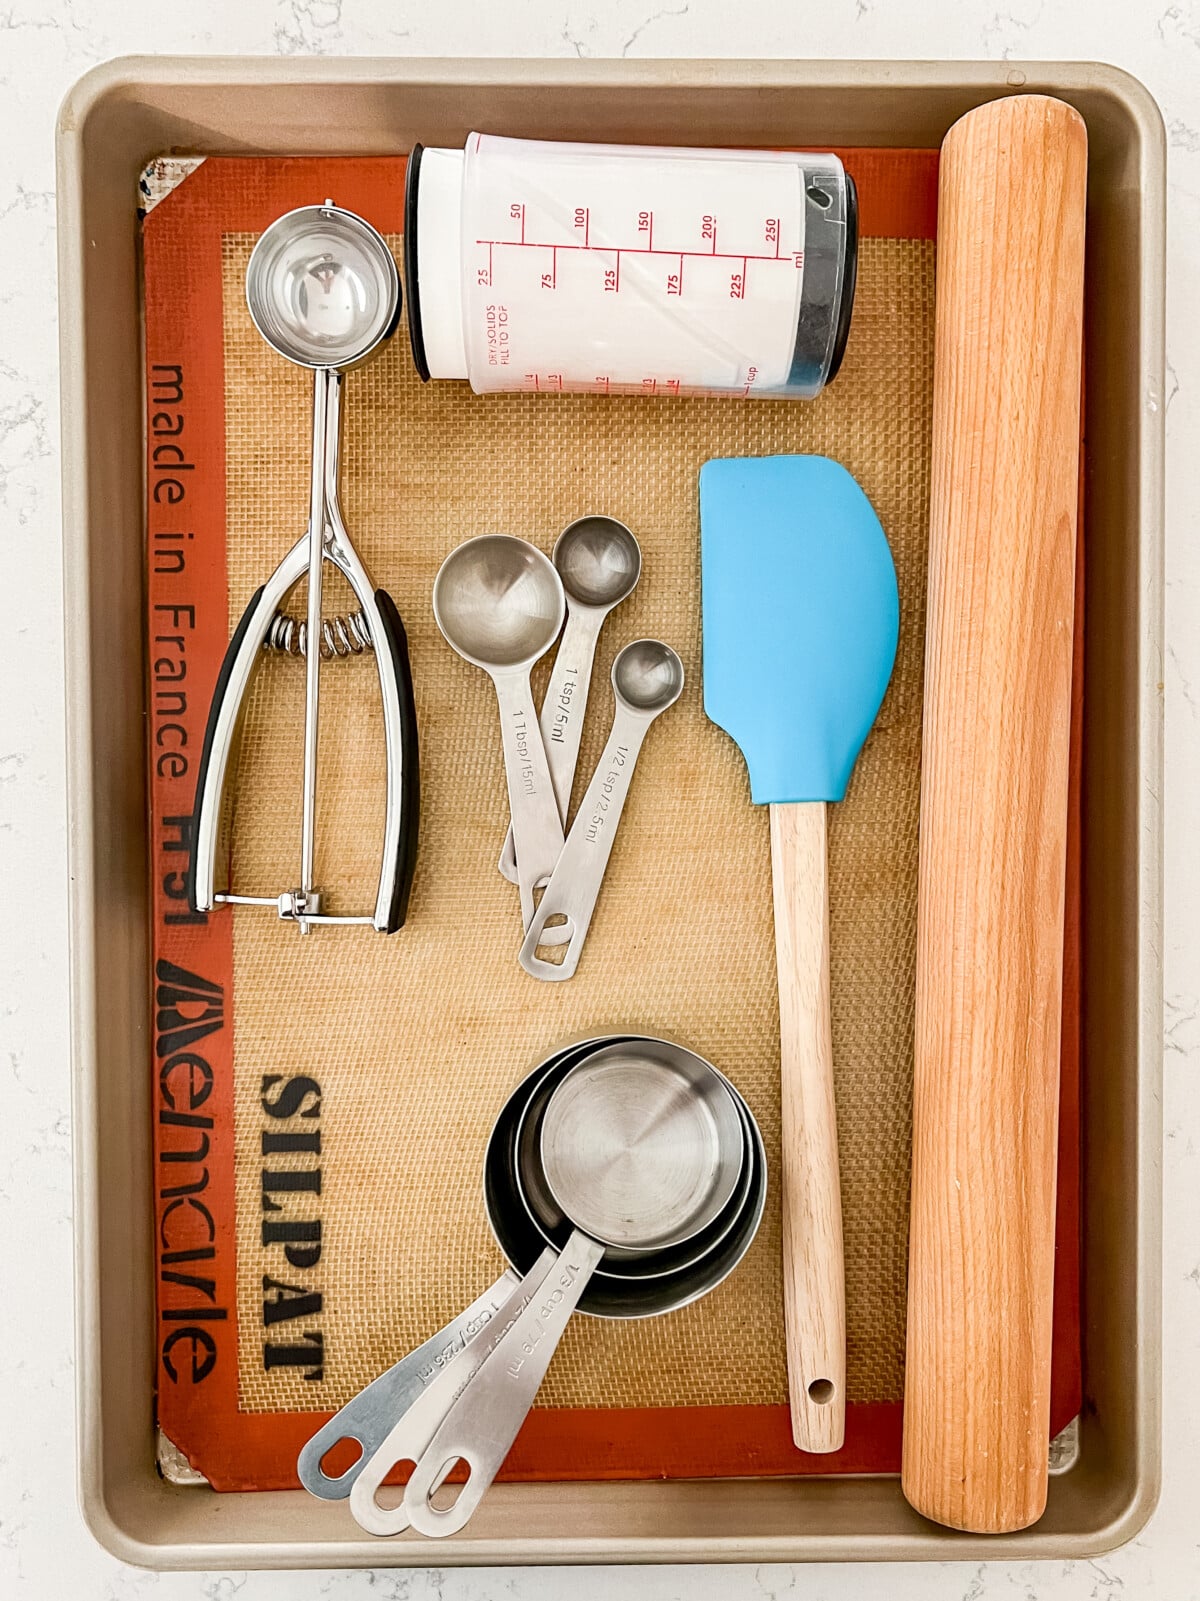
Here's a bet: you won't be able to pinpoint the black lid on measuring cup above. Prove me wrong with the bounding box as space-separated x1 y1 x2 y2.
402 143 432 382
787 167 858 395
827 173 858 384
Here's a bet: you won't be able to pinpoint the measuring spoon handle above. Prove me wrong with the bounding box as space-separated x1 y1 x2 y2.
518 708 652 981
404 1231 605 1538
492 669 565 930
297 1269 518 1500
497 604 605 883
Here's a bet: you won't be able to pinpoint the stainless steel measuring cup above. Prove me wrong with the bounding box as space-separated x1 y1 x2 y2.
538 1037 742 1253
433 535 566 931
488 1039 766 1320
498 515 642 882
298 1036 623 1502
350 1039 754 1539
512 1039 754 1282
519 640 684 979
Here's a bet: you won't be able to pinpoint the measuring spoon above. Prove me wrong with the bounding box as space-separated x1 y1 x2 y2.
433 535 566 930
518 640 684 980
498 516 641 883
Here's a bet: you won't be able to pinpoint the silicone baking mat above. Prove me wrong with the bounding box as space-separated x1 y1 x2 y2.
144 151 1081 1491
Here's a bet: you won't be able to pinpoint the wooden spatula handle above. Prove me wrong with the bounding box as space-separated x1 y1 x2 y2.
903 94 1087 1534
770 801 845 1453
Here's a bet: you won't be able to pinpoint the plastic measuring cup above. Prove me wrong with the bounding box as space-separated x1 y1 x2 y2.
404 133 856 399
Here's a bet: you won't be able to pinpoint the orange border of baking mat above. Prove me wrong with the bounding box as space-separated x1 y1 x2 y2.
145 149 1081 1492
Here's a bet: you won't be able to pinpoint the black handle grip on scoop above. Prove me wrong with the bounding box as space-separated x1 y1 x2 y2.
373 587 420 933
186 584 266 915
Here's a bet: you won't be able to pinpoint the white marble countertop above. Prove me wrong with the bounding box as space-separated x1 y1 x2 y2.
1 0 1191 1595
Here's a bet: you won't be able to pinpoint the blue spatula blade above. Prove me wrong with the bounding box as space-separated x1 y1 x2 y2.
700 455 899 805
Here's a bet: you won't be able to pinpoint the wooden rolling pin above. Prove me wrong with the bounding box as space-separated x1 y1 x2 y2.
902 94 1087 1535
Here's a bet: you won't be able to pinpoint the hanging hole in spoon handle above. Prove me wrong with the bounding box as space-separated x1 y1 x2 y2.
518 718 651 982
404 1230 605 1538
520 641 684 982
296 1269 519 1500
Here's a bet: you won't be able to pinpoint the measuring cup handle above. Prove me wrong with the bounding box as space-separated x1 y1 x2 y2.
348 1253 559 1538
371 588 421 932
297 1269 519 1501
498 606 603 884
403 1232 604 1539
519 716 650 982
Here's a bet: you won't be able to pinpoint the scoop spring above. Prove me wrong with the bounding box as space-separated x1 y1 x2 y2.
264 609 374 660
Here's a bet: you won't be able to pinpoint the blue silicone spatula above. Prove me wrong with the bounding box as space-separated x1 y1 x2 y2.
700 455 899 1454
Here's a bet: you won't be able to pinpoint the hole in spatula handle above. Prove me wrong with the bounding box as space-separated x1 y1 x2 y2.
807 1378 835 1405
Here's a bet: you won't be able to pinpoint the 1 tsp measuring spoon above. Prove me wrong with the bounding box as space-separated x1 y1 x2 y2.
519 640 684 979
498 515 641 882
433 535 566 930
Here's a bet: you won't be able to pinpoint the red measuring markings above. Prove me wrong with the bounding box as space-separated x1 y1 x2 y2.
519 373 699 397
475 208 800 300
477 241 494 288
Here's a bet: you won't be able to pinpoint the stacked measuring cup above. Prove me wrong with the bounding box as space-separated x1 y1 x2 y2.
299 1033 766 1539
432 519 683 980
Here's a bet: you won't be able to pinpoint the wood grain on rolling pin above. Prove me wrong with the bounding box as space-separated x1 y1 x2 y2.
902 95 1087 1535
